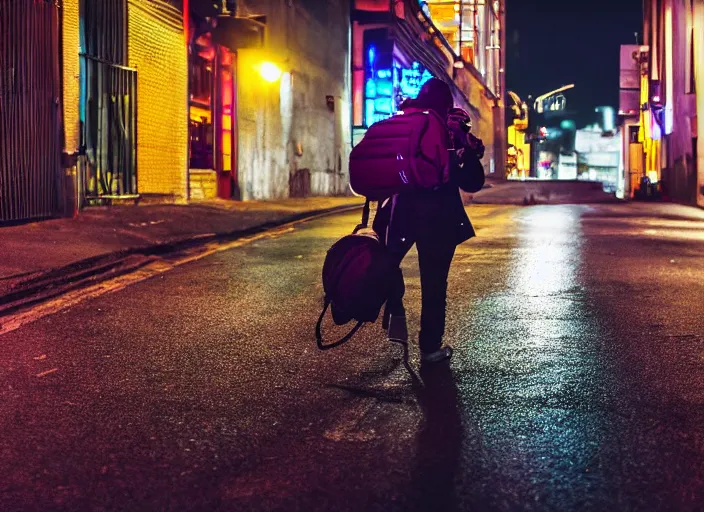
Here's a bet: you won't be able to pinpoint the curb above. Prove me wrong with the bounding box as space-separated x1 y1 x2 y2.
0 203 363 316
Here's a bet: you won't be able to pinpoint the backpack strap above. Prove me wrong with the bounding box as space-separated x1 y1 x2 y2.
315 299 364 350
352 199 371 234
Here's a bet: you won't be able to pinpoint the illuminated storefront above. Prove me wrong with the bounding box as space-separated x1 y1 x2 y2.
362 29 434 127
188 26 237 200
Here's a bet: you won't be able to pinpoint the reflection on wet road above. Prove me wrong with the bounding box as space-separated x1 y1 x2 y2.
452 206 613 509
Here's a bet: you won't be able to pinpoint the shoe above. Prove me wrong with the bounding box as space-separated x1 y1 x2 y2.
387 314 408 344
420 346 453 363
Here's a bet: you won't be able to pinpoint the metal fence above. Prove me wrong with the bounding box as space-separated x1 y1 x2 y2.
0 0 62 222
79 55 138 201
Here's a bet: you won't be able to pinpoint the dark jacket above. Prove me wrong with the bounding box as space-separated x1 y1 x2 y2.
373 148 485 253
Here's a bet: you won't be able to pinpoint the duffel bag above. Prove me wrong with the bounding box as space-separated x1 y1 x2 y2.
315 201 396 350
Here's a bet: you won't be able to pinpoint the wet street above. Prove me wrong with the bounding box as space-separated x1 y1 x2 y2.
1 203 703 511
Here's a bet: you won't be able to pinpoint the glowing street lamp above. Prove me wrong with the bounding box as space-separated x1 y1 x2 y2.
259 61 282 83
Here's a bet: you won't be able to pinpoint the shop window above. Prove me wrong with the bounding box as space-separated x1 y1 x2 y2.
395 61 433 103
189 54 213 106
363 29 394 127
189 117 214 169
189 52 214 169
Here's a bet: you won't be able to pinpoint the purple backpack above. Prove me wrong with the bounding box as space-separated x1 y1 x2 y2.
315 202 395 350
349 108 452 200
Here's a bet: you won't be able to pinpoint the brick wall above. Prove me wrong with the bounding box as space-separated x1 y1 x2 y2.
127 0 188 200
61 0 80 154
189 170 217 200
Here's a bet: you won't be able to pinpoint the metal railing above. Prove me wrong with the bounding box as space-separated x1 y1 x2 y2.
79 55 138 202
0 0 61 222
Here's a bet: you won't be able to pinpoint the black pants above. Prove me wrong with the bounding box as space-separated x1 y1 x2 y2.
386 238 456 353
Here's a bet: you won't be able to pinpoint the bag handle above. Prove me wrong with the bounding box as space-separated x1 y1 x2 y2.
352 199 371 234
315 299 364 350
316 198 374 350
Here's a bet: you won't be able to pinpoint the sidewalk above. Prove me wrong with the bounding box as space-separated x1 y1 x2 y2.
468 178 621 205
0 197 364 298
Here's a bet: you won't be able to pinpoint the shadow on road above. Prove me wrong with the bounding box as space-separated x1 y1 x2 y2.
409 363 463 511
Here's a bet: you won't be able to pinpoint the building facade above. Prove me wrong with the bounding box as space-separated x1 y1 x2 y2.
2 0 506 223
62 0 189 206
351 0 506 178
233 0 352 200
633 0 704 207
1 0 352 223
186 0 352 201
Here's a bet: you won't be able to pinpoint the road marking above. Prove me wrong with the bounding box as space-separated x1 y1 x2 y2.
0 210 348 337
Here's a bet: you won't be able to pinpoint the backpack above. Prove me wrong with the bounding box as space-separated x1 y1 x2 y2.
349 108 452 200
315 201 395 350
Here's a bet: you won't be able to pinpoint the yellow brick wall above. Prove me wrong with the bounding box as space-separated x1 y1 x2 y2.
127 0 188 200
188 170 218 200
62 0 80 153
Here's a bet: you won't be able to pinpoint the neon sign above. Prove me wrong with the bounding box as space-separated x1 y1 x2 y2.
396 61 433 100
363 32 434 127
364 36 394 127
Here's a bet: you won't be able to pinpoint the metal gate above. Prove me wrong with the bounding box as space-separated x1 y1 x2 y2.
0 0 62 222
79 55 138 202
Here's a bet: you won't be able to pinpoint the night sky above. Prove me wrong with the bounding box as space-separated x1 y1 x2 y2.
506 0 643 126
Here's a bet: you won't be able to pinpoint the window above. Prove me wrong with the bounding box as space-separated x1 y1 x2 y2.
189 54 213 106
363 29 394 127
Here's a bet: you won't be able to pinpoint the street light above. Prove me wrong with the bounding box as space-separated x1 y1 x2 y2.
258 61 282 83
533 84 575 113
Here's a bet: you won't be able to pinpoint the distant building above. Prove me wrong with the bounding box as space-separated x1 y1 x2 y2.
626 0 704 207
575 126 623 195
618 44 650 197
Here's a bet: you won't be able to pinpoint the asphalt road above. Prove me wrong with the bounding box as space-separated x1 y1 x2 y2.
1 203 703 511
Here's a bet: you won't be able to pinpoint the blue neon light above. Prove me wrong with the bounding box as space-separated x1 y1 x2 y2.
396 61 433 100
363 40 435 126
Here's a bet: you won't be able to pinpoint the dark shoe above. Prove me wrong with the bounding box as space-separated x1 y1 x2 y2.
420 346 453 364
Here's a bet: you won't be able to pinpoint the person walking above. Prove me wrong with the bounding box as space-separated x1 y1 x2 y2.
374 78 486 363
